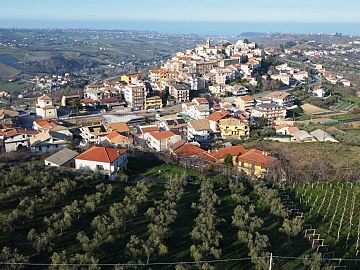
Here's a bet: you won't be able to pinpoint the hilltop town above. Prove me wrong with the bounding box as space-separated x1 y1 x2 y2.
1 34 359 177
1 30 360 269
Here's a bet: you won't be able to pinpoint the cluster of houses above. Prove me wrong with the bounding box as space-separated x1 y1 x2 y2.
31 73 71 90
270 63 309 86
274 124 339 143
0 91 284 179
314 64 352 87
1 38 350 180
72 38 265 113
42 142 280 180
148 38 262 99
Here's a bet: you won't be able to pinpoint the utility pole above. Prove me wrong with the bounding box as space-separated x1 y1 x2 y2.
269 252 273 270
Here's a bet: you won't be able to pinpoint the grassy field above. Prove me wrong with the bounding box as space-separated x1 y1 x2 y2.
0 63 21 78
2 158 356 269
0 80 31 94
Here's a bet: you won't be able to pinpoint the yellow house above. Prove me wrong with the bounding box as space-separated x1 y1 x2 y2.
219 117 249 139
120 73 141 84
237 149 280 178
145 96 163 110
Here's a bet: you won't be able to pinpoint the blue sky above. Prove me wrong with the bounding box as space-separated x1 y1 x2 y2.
0 0 359 23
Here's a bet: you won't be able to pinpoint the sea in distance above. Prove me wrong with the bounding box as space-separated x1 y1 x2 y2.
1 20 359 36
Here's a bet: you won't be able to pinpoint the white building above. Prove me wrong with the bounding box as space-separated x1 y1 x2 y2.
0 129 38 152
75 146 128 177
251 103 287 120
187 119 211 142
186 105 210 120
35 95 58 119
80 125 108 145
144 130 182 152
267 91 294 107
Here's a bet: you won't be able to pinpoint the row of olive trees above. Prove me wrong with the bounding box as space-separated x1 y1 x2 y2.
126 174 187 264
0 161 45 188
0 246 29 270
76 181 151 254
50 250 100 270
229 180 270 270
255 185 303 238
0 162 72 201
27 183 113 252
190 178 223 270
0 178 77 232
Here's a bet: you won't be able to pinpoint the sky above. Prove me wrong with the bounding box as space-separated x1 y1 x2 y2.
0 0 360 34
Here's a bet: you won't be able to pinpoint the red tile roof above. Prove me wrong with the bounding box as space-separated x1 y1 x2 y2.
288 127 300 134
208 111 230 122
238 149 279 168
38 95 52 101
174 143 217 163
104 87 117 92
140 126 159 134
0 128 39 138
106 131 132 144
194 97 209 104
149 130 176 141
238 96 254 102
75 146 127 163
107 122 130 133
80 98 97 104
210 146 247 160
34 119 59 129
100 97 119 103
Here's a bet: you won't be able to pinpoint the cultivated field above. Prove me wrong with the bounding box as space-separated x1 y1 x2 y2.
0 157 357 269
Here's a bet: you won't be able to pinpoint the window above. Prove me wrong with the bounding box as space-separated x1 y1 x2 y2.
96 165 104 171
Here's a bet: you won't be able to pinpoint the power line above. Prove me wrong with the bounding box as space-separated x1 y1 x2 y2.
1 255 360 267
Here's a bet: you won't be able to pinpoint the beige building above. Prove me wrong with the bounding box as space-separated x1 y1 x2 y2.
251 103 287 120
124 85 146 111
235 96 255 112
219 118 249 139
35 95 58 119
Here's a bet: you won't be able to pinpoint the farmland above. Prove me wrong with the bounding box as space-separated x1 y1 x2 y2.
282 182 360 267
0 157 359 269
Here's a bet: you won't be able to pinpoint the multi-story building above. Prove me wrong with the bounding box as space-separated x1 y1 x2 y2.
187 119 211 142
267 91 294 107
251 103 287 120
237 149 280 178
75 146 128 178
187 105 210 120
124 84 146 111
193 60 219 76
80 125 108 145
144 130 182 152
207 111 230 137
170 83 190 103
121 73 141 84
145 96 163 110
235 96 255 112
219 118 250 139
